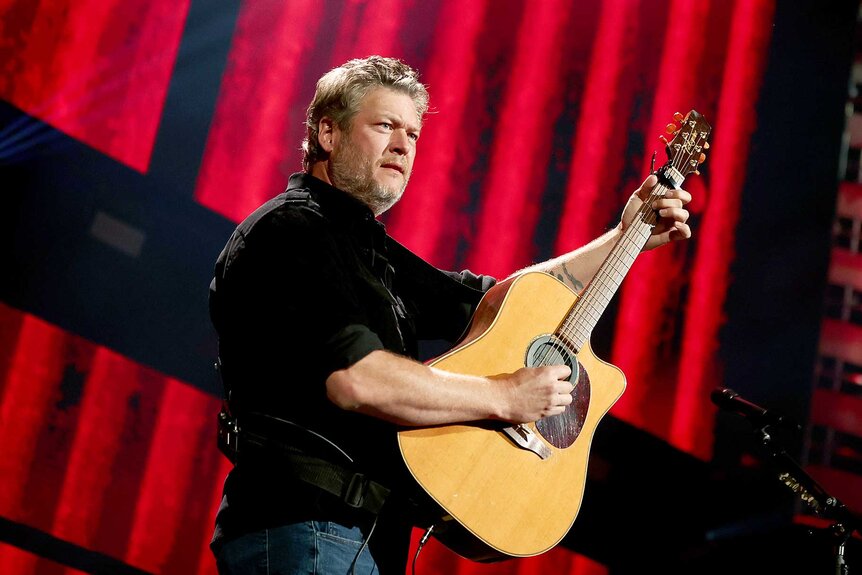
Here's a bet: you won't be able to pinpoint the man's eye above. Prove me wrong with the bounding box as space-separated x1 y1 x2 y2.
408 133 419 142
380 123 393 130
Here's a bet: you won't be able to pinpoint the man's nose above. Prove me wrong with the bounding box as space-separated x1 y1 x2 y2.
389 130 410 155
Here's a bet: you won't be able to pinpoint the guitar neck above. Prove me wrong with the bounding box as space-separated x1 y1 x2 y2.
559 183 669 351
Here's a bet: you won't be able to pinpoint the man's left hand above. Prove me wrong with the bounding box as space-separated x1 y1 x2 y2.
620 174 692 251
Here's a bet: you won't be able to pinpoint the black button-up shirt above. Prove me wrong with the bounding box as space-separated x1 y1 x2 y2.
209 172 494 537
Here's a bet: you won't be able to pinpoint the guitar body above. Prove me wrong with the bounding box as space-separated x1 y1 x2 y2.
398 272 626 560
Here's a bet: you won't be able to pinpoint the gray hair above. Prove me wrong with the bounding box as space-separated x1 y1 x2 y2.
301 55 430 171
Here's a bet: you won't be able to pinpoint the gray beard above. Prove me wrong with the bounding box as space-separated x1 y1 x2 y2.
329 150 406 216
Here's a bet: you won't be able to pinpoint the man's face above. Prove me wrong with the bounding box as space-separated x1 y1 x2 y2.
328 87 421 215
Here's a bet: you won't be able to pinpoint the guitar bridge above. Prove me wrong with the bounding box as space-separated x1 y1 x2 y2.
501 424 552 460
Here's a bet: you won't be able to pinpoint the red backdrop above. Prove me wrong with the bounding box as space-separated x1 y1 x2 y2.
0 0 777 573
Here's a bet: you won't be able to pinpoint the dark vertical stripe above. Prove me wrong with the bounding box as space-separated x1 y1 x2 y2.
50 350 141 555
328 0 406 67
387 0 490 266
610 0 713 434
672 0 776 456
466 0 574 278
0 316 67 573
122 379 221 573
556 0 640 255
194 0 324 222
86 367 165 561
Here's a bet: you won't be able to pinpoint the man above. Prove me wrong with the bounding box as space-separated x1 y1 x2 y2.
209 55 692 574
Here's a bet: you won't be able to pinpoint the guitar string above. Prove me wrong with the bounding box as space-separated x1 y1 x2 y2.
554 130 703 357
560 186 661 348
535 188 658 370
558 140 688 350
533 131 701 377
532 184 662 371
556 130 700 351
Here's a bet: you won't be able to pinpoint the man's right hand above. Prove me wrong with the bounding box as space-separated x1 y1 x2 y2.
496 365 574 423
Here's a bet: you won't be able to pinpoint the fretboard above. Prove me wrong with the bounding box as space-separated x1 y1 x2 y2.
557 186 666 352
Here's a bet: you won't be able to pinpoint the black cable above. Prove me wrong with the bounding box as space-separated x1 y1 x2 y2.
349 514 380 575
411 525 435 575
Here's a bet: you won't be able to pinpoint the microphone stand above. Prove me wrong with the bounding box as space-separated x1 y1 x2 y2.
752 422 859 575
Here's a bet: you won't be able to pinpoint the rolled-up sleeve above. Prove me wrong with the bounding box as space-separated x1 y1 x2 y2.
323 323 384 373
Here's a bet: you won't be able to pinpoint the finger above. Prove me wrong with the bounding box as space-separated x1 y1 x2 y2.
658 222 691 243
657 207 689 222
548 364 572 380
672 221 692 240
652 197 684 210
637 174 659 200
545 405 566 418
642 173 658 188
554 380 574 395
665 188 692 204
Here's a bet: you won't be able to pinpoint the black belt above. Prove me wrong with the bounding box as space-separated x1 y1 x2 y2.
217 408 390 515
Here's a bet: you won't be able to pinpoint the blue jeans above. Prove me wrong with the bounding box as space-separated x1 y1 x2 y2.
215 521 379 575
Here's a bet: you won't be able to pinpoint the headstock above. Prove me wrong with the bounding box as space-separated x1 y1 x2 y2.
656 110 711 189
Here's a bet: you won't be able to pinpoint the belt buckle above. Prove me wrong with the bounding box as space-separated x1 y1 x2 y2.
217 409 240 462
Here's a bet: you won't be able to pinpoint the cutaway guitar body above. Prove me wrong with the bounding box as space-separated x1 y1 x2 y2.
399 272 625 559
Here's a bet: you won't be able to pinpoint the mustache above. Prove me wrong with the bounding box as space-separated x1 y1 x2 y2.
379 158 407 173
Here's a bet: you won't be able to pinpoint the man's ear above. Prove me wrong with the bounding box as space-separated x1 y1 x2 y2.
318 118 336 153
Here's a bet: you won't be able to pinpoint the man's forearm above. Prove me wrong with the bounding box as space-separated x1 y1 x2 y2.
325 349 507 426
506 226 622 294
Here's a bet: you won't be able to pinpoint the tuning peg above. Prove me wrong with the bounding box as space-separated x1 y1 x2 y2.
704 142 710 149
699 153 706 164
673 112 684 122
659 135 669 145
665 123 677 134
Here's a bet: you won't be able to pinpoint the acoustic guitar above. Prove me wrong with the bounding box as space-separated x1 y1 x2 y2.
397 110 712 561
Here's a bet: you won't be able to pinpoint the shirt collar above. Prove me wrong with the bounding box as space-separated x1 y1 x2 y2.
288 172 387 237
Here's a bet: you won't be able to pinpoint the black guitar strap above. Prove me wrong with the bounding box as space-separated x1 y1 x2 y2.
217 405 390 515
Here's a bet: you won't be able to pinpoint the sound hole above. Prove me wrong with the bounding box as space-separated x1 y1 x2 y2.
526 335 590 449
